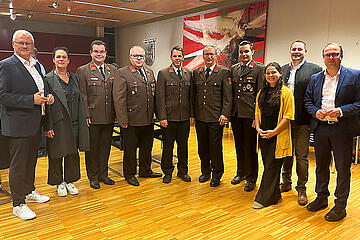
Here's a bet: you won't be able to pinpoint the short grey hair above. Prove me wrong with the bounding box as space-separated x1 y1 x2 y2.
129 45 144 56
12 30 34 43
203 45 218 55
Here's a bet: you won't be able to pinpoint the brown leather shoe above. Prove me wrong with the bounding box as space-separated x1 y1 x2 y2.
279 182 291 193
297 191 308 206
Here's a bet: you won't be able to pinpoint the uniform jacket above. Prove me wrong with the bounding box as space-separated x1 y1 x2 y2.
304 66 360 136
192 64 232 122
255 86 295 158
77 62 116 124
230 60 264 119
156 65 193 121
282 61 322 125
44 70 90 159
0 55 48 137
113 65 156 126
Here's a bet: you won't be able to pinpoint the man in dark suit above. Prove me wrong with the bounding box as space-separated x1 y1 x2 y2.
0 30 54 220
230 40 264 191
305 42 360 221
192 45 232 187
280 40 322 205
113 45 161 186
156 46 192 183
77 40 117 189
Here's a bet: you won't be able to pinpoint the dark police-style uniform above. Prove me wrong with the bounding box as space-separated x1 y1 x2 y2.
113 65 156 179
77 62 116 182
156 65 193 176
192 64 232 179
230 60 264 184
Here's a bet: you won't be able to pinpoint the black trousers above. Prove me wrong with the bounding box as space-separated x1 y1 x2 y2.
161 120 190 176
0 130 10 170
48 153 81 185
314 123 353 208
231 117 258 183
255 136 284 207
195 120 224 179
8 130 41 207
85 123 113 181
123 124 154 179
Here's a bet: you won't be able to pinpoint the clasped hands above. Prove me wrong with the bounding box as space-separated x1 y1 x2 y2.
315 108 341 120
34 91 54 105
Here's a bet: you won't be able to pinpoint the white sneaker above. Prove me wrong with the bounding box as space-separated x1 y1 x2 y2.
25 191 50 203
13 204 36 220
57 182 67 197
65 182 79 195
252 201 264 209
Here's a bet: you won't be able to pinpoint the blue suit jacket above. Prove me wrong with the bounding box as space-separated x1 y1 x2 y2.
0 55 45 137
304 66 360 136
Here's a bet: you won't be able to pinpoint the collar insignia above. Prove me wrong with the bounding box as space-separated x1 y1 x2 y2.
169 67 174 73
130 66 136 73
90 64 96 71
213 65 219 72
105 64 110 71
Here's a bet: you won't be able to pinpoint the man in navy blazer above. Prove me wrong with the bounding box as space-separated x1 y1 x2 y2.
0 30 54 220
305 42 360 221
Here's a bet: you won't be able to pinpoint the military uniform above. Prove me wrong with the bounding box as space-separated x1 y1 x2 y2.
113 65 156 179
230 60 264 184
156 65 192 177
77 62 116 182
192 64 232 180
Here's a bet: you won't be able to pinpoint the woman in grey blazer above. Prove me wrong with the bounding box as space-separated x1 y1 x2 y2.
44 47 89 197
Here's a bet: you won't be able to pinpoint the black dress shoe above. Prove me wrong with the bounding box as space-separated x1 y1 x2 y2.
244 181 255 192
177 174 191 182
231 175 246 185
139 172 162 178
163 175 172 183
198 174 211 183
324 205 346 222
99 177 115 185
90 180 100 189
126 177 140 186
210 178 220 187
306 198 328 212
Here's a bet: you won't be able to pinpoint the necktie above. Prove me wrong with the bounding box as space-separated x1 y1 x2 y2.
177 69 182 80
205 68 211 79
139 69 146 82
241 64 245 73
99 66 105 79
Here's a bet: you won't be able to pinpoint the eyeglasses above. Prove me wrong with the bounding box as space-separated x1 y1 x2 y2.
92 50 106 54
323 52 341 59
131 54 145 59
203 53 216 56
13 41 33 46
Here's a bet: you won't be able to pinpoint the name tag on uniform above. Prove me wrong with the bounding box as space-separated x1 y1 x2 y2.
91 77 99 80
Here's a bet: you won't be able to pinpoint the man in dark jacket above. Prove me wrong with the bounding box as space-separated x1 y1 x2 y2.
280 40 322 205
156 46 193 183
192 45 232 187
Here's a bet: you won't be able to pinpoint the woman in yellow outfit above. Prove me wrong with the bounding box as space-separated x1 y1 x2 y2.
253 62 295 209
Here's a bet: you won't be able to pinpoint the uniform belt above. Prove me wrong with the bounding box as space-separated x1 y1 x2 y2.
319 120 338 125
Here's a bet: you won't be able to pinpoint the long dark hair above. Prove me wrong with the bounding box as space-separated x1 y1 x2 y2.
258 62 283 110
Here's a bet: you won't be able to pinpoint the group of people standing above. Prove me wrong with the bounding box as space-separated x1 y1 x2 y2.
0 30 359 224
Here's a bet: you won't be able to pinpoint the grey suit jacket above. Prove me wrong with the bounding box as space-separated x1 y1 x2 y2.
0 55 44 137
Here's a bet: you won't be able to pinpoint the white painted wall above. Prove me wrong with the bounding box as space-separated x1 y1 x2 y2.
116 0 360 74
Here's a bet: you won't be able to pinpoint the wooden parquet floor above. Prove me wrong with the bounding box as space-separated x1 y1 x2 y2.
1 126 360 239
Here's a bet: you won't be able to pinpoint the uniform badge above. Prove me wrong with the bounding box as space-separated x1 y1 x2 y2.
249 61 255 68
131 90 136 95
105 64 110 71
213 65 219 72
90 64 96 71
200 66 204 72
247 76 253 80
130 66 136 73
169 67 174 73
246 84 251 90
